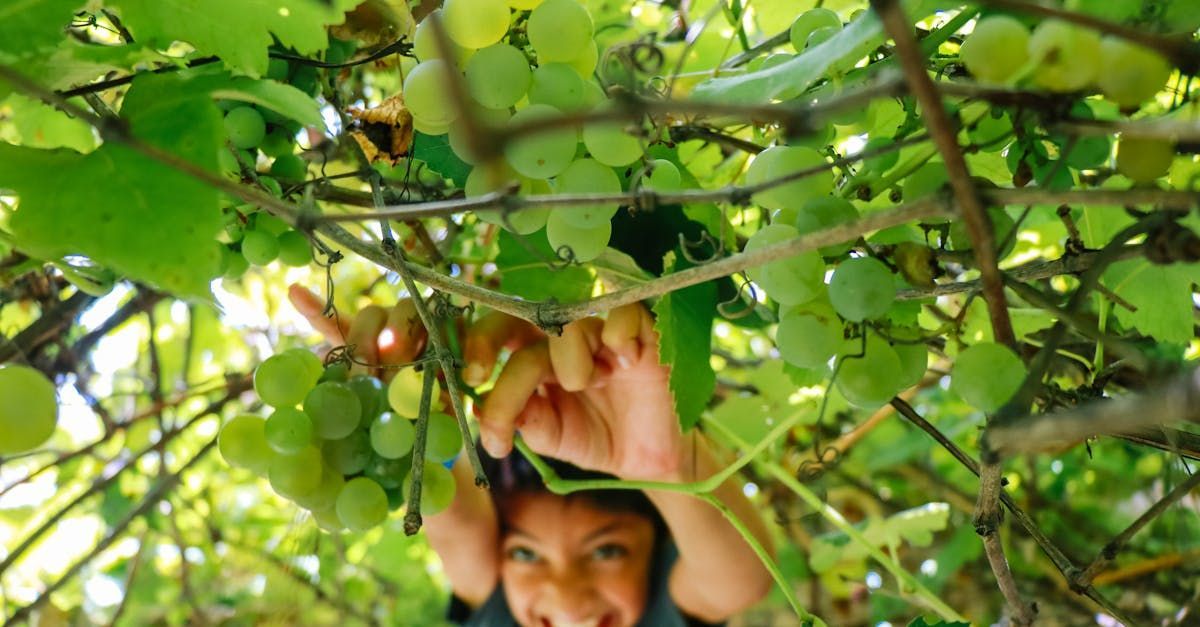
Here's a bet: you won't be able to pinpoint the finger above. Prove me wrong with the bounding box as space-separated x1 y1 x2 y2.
601 303 644 366
463 311 543 386
479 341 551 457
378 299 427 369
549 317 602 392
346 305 388 374
288 284 350 341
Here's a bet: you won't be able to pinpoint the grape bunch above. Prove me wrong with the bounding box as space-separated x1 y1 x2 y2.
402 0 668 263
219 349 460 533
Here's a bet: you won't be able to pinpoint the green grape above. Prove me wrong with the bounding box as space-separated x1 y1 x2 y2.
269 154 307 181
268 445 323 498
0 365 58 455
528 0 593 63
402 462 457 516
219 415 272 473
546 211 611 262
1027 19 1100 92
403 60 459 127
466 166 552 234
265 407 314 454
295 465 345 512
386 487 407 511
556 158 621 228
641 159 681 191
788 123 834 151
255 213 289 236
365 455 411 490
218 147 250 175
835 337 903 408
370 411 416 459
806 26 839 48
566 40 599 76
529 63 587 111
951 342 1027 412
259 129 295 158
241 229 279 266
1116 137 1175 183
224 106 267 149
346 375 386 426
319 362 350 383
959 16 1030 84
443 0 510 49
509 0 543 9
258 176 283 199
789 7 841 52
310 504 346 533
582 118 642 167
323 430 373 475
223 246 250 280
775 311 841 369
902 162 949 201
276 230 312 267
465 44 531 109
254 352 312 408
744 146 832 211
336 476 389 531
304 381 363 440
743 224 826 306
792 195 860 256
504 104 579 178
893 340 928 390
425 412 465 462
413 11 460 62
388 368 440 417
1096 37 1172 108
829 257 895 322
450 105 512 164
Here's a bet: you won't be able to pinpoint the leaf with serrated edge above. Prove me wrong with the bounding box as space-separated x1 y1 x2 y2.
653 253 717 430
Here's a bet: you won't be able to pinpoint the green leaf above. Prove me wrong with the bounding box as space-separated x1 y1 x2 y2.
4 93 97 151
412 132 471 187
205 73 323 126
810 502 951 572
907 618 970 627
692 0 940 104
0 41 169 99
106 0 361 77
0 0 83 59
0 72 224 297
653 254 717 430
494 230 595 303
1103 260 1200 345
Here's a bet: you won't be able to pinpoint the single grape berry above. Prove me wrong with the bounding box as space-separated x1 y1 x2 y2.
224 106 267 149
268 445 323 499
277 230 313 267
789 8 841 52
323 430 373 475
1116 137 1175 183
0 365 58 455
241 229 280 266
304 381 363 440
254 352 311 408
387 368 440 417
425 412 464 463
951 342 1027 412
743 224 826 306
829 257 895 322
218 415 273 474
370 411 416 459
402 462 457 516
959 16 1030 84
336 476 389 531
265 406 314 454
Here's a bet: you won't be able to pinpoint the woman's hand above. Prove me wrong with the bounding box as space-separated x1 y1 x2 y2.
288 284 685 481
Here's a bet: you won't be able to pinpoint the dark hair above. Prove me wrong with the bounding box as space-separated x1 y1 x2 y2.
475 439 667 540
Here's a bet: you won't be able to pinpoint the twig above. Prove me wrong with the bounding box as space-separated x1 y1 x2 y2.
3 439 217 627
0 290 94 364
985 368 1200 458
1074 470 1200 587
403 365 436 535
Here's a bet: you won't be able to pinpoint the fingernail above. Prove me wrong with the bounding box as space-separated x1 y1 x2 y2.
482 432 503 458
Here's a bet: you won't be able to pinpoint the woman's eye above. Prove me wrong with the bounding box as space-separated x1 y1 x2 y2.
507 546 539 563
592 544 628 560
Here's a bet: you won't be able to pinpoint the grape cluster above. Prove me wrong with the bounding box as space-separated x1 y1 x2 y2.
403 0 664 263
219 350 460 533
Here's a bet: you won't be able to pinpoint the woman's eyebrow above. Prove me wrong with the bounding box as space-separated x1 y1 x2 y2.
581 522 625 544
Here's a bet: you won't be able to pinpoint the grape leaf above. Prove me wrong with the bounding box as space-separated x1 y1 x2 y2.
692 0 940 104
0 41 169 100
494 231 594 303
106 0 361 77
186 68 323 126
809 502 950 572
653 253 717 430
5 94 97 151
0 0 83 59
1103 260 1200 346
0 72 224 297
412 132 470 187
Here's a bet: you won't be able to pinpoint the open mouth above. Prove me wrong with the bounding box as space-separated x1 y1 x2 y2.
538 613 614 627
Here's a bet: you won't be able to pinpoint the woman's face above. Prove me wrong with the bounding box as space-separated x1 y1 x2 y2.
500 492 657 627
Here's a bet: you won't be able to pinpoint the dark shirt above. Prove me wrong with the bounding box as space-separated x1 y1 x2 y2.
445 540 725 627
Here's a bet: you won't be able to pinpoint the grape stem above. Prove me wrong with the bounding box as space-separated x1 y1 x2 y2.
403 365 438 535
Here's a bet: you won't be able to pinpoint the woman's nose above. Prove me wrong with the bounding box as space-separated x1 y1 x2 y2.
541 571 602 621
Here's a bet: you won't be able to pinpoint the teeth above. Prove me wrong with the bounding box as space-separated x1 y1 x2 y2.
551 618 601 627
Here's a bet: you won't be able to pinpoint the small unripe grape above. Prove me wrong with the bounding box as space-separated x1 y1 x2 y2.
269 154 307 181
371 411 416 459
268 445 323 499
240 229 279 266
336 476 389 531
388 368 440 417
829 257 895 322
276 230 312 267
951 342 1027 412
1027 19 1100 92
219 415 272 474
789 8 841 52
0 365 58 455
1116 137 1175 183
224 106 267 149
425 412 464 463
323 430 373 475
444 0 510 49
744 224 826 306
402 462 457 516
555 158 621 229
546 211 611 263
528 0 593 63
265 407 314 454
1096 37 1172 108
959 16 1030 84
255 352 312 408
775 311 842 369
835 337 903 408
304 381 363 440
